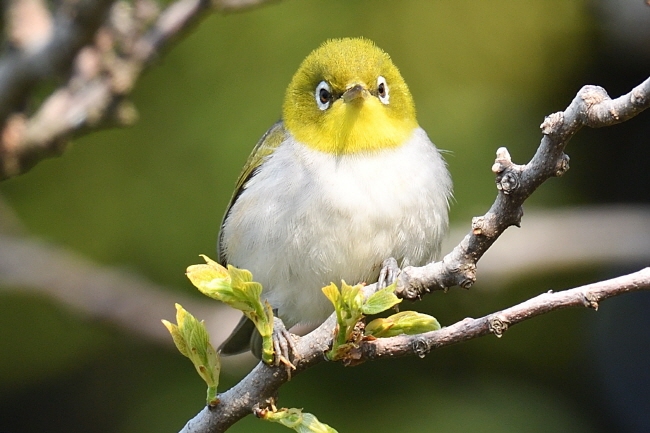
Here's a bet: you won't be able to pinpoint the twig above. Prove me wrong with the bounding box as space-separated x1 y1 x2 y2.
357 268 650 360
464 205 650 284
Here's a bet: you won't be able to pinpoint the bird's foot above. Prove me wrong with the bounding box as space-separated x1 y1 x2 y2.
272 316 298 377
377 257 401 290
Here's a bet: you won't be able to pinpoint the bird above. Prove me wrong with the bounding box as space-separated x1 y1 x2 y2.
217 37 452 358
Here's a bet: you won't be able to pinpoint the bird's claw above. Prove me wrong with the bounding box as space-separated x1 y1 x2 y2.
272 317 297 377
377 257 401 289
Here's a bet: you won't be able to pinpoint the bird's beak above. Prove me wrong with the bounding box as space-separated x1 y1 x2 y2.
342 84 368 103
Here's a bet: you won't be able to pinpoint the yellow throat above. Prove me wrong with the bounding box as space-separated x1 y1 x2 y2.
283 38 418 155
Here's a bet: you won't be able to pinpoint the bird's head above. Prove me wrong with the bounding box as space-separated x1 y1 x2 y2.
283 38 418 155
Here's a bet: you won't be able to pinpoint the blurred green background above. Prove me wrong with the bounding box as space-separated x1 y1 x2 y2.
1 0 650 432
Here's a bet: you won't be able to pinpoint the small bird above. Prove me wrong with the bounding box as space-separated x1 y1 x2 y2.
218 38 452 357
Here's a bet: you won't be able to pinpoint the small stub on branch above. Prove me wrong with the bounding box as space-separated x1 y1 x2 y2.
472 215 486 236
472 215 500 238
631 87 648 106
410 337 429 358
555 153 570 177
488 315 509 338
540 111 564 135
491 146 512 174
496 171 519 195
583 292 599 310
579 85 608 109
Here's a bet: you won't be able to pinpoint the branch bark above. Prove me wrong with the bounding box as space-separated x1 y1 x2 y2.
177 77 650 432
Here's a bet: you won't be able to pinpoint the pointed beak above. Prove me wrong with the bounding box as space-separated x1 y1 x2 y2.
342 84 368 103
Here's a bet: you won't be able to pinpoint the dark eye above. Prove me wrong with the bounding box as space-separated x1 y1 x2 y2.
377 75 389 104
315 81 332 110
320 87 331 104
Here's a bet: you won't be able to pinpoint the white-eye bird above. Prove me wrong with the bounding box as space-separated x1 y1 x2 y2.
218 37 452 357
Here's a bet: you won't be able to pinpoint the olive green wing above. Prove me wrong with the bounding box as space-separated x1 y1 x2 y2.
217 120 288 266
218 314 258 356
216 121 287 357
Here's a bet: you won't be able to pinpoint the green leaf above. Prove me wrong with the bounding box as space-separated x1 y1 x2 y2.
321 283 341 307
361 283 402 315
186 255 231 292
186 256 236 304
339 281 364 319
186 255 277 364
161 319 188 357
161 304 221 403
228 264 254 286
322 281 367 361
365 311 441 338
261 407 338 433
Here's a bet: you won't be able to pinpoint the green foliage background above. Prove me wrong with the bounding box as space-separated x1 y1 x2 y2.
1 1 648 432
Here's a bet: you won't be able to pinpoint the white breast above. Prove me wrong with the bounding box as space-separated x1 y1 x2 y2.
220 127 452 330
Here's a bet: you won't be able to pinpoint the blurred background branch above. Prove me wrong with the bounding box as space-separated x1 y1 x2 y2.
0 0 277 180
3 180 650 352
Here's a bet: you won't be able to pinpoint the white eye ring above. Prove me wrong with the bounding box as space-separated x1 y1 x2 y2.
377 76 389 104
315 81 332 110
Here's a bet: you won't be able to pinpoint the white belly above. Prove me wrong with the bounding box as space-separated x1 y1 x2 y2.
220 127 451 330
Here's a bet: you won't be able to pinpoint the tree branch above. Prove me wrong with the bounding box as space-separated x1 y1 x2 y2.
0 0 114 125
0 0 279 180
181 268 650 433
357 268 650 360
395 77 650 300
3 197 649 354
176 77 650 432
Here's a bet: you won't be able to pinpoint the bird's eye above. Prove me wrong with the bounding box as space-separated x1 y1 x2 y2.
315 81 332 110
377 76 389 104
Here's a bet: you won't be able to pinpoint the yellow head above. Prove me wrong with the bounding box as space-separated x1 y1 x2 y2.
283 38 418 155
